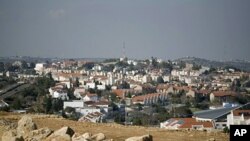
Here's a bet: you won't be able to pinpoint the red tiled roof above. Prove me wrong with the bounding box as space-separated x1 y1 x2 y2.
156 84 171 90
112 89 135 98
168 118 213 128
112 89 125 98
173 86 192 91
58 73 82 78
196 90 211 95
132 93 162 103
212 91 237 97
233 110 250 116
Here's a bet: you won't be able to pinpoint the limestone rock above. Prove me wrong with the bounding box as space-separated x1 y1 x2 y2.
72 133 91 141
1 130 24 141
53 126 75 137
125 134 153 141
45 134 71 141
81 132 92 139
17 116 37 136
45 126 74 141
90 133 106 141
26 127 53 141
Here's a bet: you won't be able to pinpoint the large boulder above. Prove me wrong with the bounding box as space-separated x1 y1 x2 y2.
72 132 91 141
81 132 92 139
53 126 75 137
1 130 24 141
45 134 71 141
17 115 37 136
45 126 74 141
72 132 106 141
90 133 106 141
26 127 53 141
125 134 153 141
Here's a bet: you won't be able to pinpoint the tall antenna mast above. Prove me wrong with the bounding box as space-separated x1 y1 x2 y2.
123 41 126 59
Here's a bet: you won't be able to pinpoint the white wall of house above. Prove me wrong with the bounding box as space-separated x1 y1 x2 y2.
227 111 250 128
86 82 95 89
63 100 85 109
215 121 227 129
142 75 152 83
83 95 98 102
53 91 69 100
210 93 215 102
97 85 106 90
163 75 170 82
34 63 46 74
74 88 86 99
77 107 101 116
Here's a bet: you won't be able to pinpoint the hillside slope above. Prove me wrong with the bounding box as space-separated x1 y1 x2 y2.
0 113 229 141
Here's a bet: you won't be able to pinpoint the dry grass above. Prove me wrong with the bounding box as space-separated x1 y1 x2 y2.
0 112 229 141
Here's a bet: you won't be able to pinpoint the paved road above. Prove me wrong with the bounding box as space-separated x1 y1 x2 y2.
0 83 20 94
0 83 30 99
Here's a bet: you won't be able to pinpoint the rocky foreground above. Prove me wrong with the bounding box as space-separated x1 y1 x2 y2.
1 116 152 141
0 113 229 141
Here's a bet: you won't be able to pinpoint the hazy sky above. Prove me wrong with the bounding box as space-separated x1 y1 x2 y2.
0 0 250 60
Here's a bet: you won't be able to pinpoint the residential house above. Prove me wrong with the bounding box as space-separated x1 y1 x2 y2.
227 110 250 128
186 89 196 98
112 89 141 99
85 82 95 89
156 84 173 94
77 107 101 116
130 84 143 92
160 118 213 131
34 63 47 74
210 91 237 102
193 106 238 129
51 90 69 100
83 93 98 102
63 100 85 109
73 87 86 99
84 101 111 115
132 93 168 105
142 75 152 83
49 83 67 96
78 112 104 123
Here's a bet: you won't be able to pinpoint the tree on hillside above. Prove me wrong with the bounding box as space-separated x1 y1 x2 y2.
44 96 52 114
151 57 158 68
11 98 22 110
83 62 94 70
157 76 164 83
179 61 186 69
51 99 63 112
0 62 4 72
21 61 28 69
192 64 201 70
75 77 80 87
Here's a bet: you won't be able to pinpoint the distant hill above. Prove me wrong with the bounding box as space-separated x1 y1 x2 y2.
174 57 250 72
0 56 106 63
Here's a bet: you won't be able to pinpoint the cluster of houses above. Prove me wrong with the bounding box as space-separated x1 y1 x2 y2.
15 58 249 128
160 103 250 131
